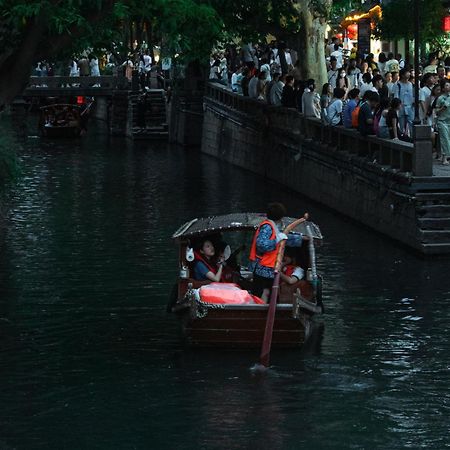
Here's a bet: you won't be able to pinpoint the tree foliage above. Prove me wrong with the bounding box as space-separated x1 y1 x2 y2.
0 0 372 106
375 0 446 44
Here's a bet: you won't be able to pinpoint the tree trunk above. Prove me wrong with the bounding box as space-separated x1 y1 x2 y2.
295 0 331 88
0 17 46 108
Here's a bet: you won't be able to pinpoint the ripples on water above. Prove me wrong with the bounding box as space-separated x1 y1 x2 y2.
1 125 450 449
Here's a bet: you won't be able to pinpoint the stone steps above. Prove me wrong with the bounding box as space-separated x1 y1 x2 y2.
417 195 450 245
420 229 450 244
421 242 450 254
418 217 450 230
130 89 167 139
417 204 450 218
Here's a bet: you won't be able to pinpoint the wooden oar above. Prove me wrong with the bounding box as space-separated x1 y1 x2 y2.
259 213 309 368
305 224 317 295
306 224 323 312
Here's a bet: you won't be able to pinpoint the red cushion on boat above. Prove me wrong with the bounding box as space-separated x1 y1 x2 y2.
199 283 265 305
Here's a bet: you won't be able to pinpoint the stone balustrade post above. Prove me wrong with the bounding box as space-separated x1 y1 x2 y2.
413 125 433 176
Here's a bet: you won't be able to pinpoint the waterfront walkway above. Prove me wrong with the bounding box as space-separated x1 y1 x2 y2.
432 159 450 177
203 81 450 254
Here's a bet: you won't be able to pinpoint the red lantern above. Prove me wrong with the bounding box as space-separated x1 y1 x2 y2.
347 23 358 40
443 16 450 33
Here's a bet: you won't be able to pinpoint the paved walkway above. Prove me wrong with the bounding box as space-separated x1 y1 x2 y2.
432 158 450 177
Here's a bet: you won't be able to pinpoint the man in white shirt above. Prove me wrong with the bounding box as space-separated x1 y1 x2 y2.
327 58 339 89
393 68 415 135
419 72 436 124
231 67 243 93
388 71 400 97
284 49 293 67
359 73 377 97
330 44 344 69
347 59 361 89
326 87 346 125
327 37 338 57
270 74 285 106
248 73 259 98
384 53 400 74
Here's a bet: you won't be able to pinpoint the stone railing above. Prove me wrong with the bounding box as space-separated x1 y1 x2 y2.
25 75 129 93
205 82 433 177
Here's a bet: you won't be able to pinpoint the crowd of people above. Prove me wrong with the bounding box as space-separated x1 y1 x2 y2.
210 40 450 165
33 47 170 91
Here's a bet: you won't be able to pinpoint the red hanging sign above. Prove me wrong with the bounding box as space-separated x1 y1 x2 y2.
443 16 450 33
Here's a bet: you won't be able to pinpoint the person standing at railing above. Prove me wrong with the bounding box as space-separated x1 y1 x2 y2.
347 59 362 90
281 76 296 108
325 88 345 126
358 91 380 136
78 56 89 76
231 67 243 93
143 50 152 86
122 56 134 83
302 79 321 119
435 80 450 165
89 55 100 77
385 98 412 142
248 70 260 99
69 59 79 77
269 73 284 106
343 88 360 128
392 68 414 137
419 73 436 126
256 71 268 101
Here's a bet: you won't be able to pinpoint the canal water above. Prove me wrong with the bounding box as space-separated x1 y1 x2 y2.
1 124 450 450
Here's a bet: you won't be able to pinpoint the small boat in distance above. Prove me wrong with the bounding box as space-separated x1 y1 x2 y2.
39 102 92 138
169 212 324 348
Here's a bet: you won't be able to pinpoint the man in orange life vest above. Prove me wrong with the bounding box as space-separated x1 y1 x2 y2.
249 203 304 302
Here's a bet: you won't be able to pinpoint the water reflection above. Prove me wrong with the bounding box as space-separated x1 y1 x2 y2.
1 124 450 448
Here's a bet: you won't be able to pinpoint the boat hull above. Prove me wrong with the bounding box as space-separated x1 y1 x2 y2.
179 304 313 348
41 125 81 138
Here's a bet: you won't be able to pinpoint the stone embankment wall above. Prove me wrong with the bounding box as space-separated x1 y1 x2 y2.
201 85 448 254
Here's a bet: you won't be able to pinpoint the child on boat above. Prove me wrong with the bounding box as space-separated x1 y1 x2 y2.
280 247 304 285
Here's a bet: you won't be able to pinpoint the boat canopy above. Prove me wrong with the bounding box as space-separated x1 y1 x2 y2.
172 213 323 241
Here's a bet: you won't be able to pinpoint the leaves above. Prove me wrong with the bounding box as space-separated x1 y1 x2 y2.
375 0 446 43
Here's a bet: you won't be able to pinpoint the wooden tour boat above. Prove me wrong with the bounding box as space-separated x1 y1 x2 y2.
169 213 324 348
39 103 91 138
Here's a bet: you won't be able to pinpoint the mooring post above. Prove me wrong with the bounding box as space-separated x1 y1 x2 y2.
413 125 433 176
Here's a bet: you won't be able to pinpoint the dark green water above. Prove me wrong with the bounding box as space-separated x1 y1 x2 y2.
1 125 450 449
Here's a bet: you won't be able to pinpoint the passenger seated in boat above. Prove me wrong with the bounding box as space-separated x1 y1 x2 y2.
193 239 225 282
280 248 304 285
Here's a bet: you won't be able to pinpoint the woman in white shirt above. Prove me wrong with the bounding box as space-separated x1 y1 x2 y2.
69 59 79 77
89 55 100 76
302 79 321 118
326 87 346 125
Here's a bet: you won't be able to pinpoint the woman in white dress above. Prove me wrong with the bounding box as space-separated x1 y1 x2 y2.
89 55 100 76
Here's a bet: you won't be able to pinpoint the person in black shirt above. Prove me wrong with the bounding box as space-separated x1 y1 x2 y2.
386 98 412 142
358 91 380 136
241 68 251 97
281 75 296 108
